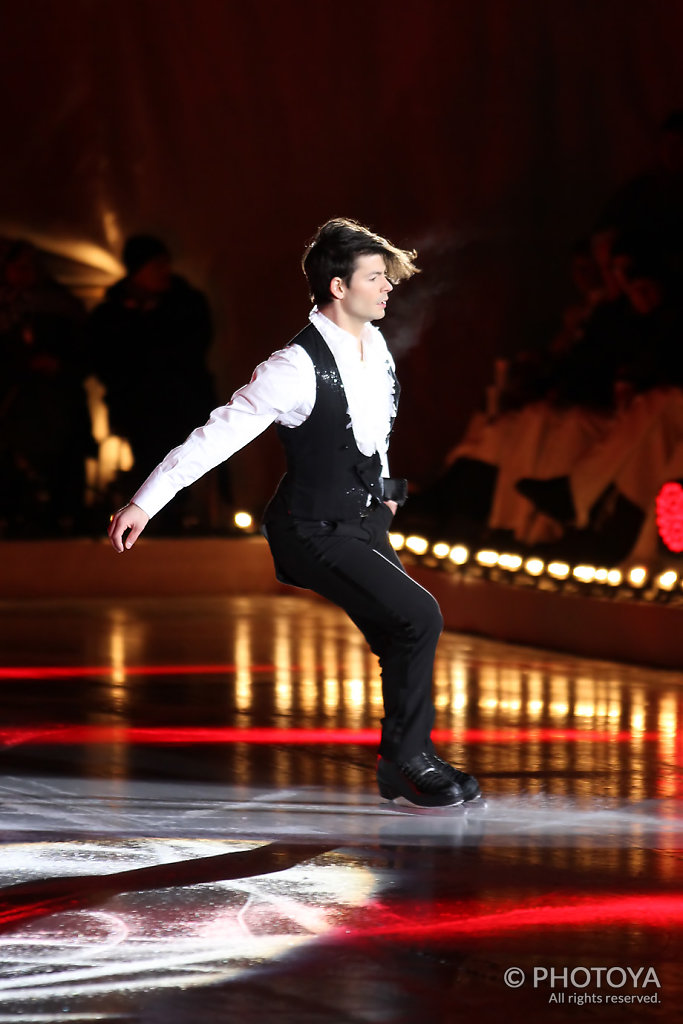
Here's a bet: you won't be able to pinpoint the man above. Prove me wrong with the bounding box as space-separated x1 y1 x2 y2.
108 218 480 808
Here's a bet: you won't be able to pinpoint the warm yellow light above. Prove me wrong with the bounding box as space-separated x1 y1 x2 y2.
547 561 570 579
573 565 596 583
389 532 405 550
657 570 678 591
628 566 648 587
498 553 523 571
549 701 569 716
0 228 124 276
594 568 609 583
631 711 645 732
607 569 622 586
449 544 469 565
432 542 450 559
524 557 545 577
475 549 499 567
405 535 429 555
234 511 253 529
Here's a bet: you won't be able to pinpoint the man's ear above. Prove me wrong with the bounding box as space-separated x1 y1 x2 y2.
329 276 345 300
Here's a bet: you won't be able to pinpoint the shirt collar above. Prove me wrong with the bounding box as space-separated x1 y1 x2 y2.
308 306 379 355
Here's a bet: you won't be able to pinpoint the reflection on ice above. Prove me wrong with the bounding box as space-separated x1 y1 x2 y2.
1 776 682 848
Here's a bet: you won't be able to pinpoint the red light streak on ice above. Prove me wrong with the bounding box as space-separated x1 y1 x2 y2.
350 893 683 938
0 664 276 680
0 725 667 747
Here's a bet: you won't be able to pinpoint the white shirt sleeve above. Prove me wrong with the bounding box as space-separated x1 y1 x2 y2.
132 344 315 518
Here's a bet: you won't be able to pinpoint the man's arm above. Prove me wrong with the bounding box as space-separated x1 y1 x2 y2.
106 344 315 551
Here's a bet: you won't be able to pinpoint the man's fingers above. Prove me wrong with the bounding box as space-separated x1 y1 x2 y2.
124 522 144 549
110 515 128 552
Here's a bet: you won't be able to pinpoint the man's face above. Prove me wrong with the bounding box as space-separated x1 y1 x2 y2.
132 255 172 294
625 277 663 315
337 253 393 322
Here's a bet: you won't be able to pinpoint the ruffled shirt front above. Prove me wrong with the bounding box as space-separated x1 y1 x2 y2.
308 307 397 460
132 309 398 519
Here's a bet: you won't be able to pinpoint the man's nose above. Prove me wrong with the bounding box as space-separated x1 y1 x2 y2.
383 279 393 292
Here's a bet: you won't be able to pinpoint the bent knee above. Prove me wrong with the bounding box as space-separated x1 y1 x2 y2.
408 595 443 642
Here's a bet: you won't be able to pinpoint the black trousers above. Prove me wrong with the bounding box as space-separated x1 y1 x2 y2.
264 501 443 762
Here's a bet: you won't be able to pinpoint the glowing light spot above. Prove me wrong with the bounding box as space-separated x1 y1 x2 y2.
524 558 544 577
432 542 450 559
547 561 570 580
607 569 623 586
498 553 523 571
657 570 677 591
405 535 429 555
631 711 645 733
572 565 596 583
344 678 365 706
475 549 499 567
499 700 521 711
549 702 569 717
449 544 469 565
628 566 648 587
389 532 405 550
234 511 253 530
594 568 609 583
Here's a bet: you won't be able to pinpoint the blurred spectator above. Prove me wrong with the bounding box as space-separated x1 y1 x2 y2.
599 109 683 250
516 246 683 561
400 223 683 560
496 236 606 413
549 237 606 355
89 235 224 530
392 117 683 564
611 238 683 395
400 230 627 543
0 240 93 535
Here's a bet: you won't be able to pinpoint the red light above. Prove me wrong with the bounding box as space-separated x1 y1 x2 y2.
0 725 666 748
350 893 683 939
655 480 683 552
0 664 280 680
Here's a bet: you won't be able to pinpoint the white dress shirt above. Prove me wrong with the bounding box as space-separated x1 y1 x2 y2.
131 308 398 519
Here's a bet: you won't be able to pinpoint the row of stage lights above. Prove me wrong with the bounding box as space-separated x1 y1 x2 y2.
388 532 683 600
230 511 681 600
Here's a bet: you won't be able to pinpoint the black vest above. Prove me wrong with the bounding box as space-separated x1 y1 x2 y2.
269 322 398 522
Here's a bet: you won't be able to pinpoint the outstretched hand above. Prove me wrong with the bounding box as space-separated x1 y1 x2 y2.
108 502 150 553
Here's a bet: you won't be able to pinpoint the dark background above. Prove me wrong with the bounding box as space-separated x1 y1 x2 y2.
2 0 682 509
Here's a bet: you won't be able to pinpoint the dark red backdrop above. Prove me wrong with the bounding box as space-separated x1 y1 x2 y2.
2 0 682 507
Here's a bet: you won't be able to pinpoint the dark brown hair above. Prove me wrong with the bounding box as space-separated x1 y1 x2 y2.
302 217 419 306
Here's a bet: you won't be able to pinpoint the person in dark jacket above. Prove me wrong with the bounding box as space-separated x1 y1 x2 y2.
90 235 220 527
